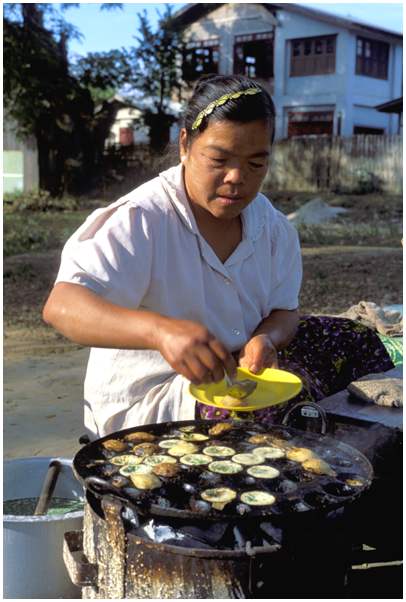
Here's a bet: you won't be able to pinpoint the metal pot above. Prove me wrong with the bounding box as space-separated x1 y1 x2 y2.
3 457 84 599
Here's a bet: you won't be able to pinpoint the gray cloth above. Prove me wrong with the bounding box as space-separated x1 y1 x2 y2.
347 366 403 408
337 301 403 337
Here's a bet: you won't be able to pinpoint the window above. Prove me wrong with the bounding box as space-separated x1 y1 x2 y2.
182 39 219 81
119 127 134 146
353 126 385 135
356 37 389 80
3 150 24 193
290 35 336 76
288 111 334 137
233 32 274 79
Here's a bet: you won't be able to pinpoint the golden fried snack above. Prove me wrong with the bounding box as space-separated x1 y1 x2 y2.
132 442 160 457
129 473 161 490
302 457 337 477
220 395 248 408
248 434 272 445
124 431 156 442
152 462 181 477
286 447 316 463
102 439 127 452
208 422 234 437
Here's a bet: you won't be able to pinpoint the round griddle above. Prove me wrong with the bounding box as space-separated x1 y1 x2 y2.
73 420 373 522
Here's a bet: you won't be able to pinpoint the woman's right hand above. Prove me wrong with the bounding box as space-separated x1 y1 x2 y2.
155 317 236 385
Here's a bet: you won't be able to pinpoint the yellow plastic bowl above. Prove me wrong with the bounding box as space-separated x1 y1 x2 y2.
189 367 302 412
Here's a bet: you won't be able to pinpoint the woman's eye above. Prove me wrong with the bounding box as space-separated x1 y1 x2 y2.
210 158 226 165
249 162 265 169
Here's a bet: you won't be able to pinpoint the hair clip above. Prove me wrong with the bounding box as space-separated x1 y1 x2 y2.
191 87 261 130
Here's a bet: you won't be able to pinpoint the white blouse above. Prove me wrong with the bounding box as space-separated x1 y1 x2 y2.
56 163 302 438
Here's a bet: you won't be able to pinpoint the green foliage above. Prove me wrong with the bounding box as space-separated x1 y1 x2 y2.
4 209 91 256
4 190 79 212
4 215 52 256
73 49 132 92
130 4 185 152
353 169 383 194
297 222 400 246
3 3 127 196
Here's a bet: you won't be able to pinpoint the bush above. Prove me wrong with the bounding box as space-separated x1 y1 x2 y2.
4 189 79 212
4 215 54 256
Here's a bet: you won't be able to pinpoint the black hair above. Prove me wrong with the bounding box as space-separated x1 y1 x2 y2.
183 74 276 144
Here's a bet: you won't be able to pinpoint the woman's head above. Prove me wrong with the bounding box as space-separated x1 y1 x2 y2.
183 74 275 144
180 75 275 222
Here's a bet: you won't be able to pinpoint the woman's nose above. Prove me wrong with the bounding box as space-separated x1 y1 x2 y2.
224 167 244 185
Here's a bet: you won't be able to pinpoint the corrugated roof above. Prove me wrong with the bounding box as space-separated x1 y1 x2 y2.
173 3 402 42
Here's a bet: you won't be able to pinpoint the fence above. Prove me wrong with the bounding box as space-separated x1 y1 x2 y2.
266 135 402 194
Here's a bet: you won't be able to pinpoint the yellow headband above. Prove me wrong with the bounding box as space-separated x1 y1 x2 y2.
191 87 261 131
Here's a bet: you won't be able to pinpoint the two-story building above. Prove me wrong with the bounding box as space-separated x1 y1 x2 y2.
173 3 403 139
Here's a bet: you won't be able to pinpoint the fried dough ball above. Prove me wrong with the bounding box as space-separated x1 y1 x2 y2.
286 447 317 463
302 458 337 477
132 442 160 457
220 395 248 408
129 473 161 490
124 431 156 442
102 439 127 452
152 462 181 477
248 434 272 445
208 422 234 437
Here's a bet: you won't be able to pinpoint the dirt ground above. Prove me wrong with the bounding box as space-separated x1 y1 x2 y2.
4 245 402 360
4 192 403 459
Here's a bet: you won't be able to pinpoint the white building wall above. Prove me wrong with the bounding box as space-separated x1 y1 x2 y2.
274 9 351 138
183 3 277 80
108 107 149 146
181 5 402 140
346 35 402 135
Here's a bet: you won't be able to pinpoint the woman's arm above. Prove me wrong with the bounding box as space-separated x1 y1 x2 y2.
43 282 236 384
251 308 299 349
238 309 299 372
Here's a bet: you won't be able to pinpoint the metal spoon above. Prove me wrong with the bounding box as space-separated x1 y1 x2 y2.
224 371 257 400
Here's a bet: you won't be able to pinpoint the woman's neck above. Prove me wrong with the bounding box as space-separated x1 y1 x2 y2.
191 205 243 263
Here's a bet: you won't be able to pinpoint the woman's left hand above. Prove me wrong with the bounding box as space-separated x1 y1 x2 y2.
238 334 278 373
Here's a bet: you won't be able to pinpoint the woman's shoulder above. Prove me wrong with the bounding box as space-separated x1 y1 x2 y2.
254 192 297 237
115 170 177 215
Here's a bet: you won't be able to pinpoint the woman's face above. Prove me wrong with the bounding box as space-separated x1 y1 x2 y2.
180 119 272 221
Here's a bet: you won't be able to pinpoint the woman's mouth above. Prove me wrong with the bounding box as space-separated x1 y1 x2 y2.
217 195 243 206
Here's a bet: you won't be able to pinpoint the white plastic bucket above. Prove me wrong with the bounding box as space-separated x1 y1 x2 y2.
3 457 84 599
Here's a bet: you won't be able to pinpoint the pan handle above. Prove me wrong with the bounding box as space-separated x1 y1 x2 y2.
84 475 141 528
281 401 328 434
84 475 122 498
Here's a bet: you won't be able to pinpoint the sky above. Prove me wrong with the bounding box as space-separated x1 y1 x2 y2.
64 2 403 59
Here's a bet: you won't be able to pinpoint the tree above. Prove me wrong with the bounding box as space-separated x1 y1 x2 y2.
130 5 186 153
3 3 129 195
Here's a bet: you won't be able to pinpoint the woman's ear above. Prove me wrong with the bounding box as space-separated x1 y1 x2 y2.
179 128 188 163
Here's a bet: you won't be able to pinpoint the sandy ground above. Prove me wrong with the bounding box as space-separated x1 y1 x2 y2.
4 348 89 459
4 245 402 460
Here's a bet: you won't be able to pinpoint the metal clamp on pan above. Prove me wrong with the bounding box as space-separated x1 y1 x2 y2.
281 401 328 434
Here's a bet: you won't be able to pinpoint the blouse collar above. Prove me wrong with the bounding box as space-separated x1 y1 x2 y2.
159 163 268 244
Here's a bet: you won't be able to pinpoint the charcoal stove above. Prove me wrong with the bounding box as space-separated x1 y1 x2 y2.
64 419 375 598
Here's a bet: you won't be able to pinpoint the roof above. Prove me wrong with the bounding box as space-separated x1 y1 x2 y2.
95 94 141 115
173 3 403 43
375 97 403 114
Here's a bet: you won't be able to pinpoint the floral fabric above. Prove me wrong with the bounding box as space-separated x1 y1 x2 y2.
196 316 394 425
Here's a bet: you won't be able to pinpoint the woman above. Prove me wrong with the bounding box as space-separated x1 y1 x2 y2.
43 75 393 438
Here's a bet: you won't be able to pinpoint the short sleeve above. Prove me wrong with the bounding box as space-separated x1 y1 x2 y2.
268 212 302 311
55 203 153 309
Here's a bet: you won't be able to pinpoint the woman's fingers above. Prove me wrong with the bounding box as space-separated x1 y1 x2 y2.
208 338 237 379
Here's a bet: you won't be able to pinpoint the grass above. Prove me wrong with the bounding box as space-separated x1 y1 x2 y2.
297 222 401 247
3 190 402 257
4 210 91 256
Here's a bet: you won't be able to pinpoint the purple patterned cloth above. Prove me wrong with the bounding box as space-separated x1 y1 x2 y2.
196 316 394 425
